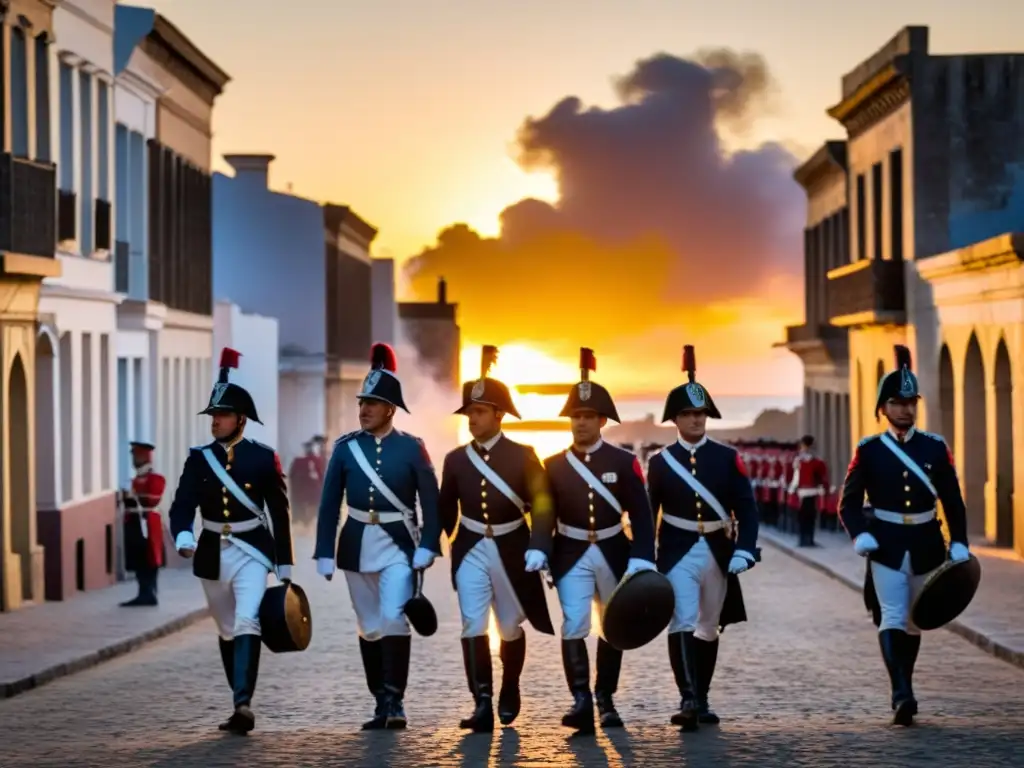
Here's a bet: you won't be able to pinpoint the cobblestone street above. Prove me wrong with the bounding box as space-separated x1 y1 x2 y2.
3 540 1023 768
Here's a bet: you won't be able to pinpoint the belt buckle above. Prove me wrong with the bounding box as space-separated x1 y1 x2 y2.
221 523 231 538
697 520 705 535
902 514 913 525
588 529 598 544
484 524 494 538
368 511 379 525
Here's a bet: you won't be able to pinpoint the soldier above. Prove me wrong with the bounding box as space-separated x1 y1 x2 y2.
648 345 760 731
788 435 829 547
288 440 323 525
838 345 970 727
119 440 167 607
544 347 657 733
168 348 295 735
439 345 555 733
314 342 442 731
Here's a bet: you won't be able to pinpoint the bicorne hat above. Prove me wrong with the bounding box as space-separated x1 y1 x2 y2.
358 342 409 413
875 344 920 416
559 347 621 422
455 345 520 419
661 345 722 422
199 348 261 423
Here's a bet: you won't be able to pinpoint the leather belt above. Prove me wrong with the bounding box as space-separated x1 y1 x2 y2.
460 516 523 538
661 515 727 534
557 521 622 543
348 507 405 525
202 517 263 536
872 508 936 525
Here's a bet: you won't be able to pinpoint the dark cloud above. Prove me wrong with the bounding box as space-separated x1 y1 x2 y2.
403 49 805 349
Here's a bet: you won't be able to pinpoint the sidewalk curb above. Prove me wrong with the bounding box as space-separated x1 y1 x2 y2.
761 537 1024 672
0 607 210 699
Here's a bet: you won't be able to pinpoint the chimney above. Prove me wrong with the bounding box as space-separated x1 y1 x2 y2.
437 276 447 304
223 154 275 189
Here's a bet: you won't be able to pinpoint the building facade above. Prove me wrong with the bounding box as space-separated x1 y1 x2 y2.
212 299 280 449
0 0 62 611
213 155 385 464
782 143 851 486
809 26 1024 554
113 6 227 512
34 0 120 602
397 276 461 393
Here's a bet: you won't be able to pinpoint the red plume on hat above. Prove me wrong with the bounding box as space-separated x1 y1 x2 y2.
682 345 696 383
370 342 397 372
481 345 498 377
894 344 912 371
218 347 241 383
579 347 596 381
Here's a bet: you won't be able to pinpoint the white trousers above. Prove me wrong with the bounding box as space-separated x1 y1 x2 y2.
344 523 413 640
556 545 618 639
456 538 525 641
871 551 934 635
201 540 270 639
666 538 728 641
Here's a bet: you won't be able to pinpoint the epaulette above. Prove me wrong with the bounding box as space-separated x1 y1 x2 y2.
334 430 360 445
248 439 275 452
857 434 881 448
918 430 946 442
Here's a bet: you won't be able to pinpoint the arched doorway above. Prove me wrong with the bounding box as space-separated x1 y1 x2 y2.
962 333 987 538
36 330 58 509
939 344 955 446
993 338 1014 546
9 353 31 601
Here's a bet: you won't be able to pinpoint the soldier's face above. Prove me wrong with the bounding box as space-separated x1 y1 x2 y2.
130 448 151 468
359 399 395 431
570 410 606 446
466 404 502 440
884 398 917 428
675 409 707 442
211 412 242 440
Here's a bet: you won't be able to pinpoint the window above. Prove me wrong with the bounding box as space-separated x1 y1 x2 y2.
871 162 883 260
80 71 93 254
97 81 109 200
34 34 51 162
889 149 904 260
115 123 129 241
59 62 74 190
10 28 29 157
855 174 866 261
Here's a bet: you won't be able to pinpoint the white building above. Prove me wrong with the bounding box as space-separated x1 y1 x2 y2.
112 6 229 506
34 0 120 601
213 300 281 449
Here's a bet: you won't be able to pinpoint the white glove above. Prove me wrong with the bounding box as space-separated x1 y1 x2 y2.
412 547 437 570
949 542 970 563
625 558 657 576
317 557 336 581
728 550 755 574
853 532 879 556
174 531 196 557
524 549 547 572
277 564 293 582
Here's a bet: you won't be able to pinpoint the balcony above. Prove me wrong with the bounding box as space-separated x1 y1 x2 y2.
95 199 112 251
827 258 905 326
784 323 846 345
0 153 57 259
58 189 76 243
775 322 848 364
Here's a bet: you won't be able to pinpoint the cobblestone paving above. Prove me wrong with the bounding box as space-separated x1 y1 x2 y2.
2 544 1023 767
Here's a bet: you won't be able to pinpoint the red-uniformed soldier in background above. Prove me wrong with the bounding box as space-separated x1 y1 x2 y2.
788 435 829 547
120 440 167 607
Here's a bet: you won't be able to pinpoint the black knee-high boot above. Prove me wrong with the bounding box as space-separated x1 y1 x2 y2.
879 629 917 726
459 636 494 732
358 638 386 730
560 639 594 732
381 636 411 728
668 631 700 730
498 635 525 725
218 638 234 688
594 639 623 727
220 634 261 734
693 636 721 723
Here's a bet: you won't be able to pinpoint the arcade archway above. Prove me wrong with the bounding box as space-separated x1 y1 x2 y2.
993 338 1014 546
962 333 987 538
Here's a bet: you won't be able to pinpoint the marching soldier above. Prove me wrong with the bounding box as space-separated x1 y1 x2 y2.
838 345 970 726
648 345 760 731
119 440 167 607
439 345 555 733
169 348 295 735
545 348 657 733
788 435 829 547
314 342 442 731
289 440 323 525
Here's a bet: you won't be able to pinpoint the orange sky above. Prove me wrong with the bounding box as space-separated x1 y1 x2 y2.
143 1 1024 396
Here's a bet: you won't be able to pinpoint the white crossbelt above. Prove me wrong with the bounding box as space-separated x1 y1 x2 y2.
202 517 264 535
872 508 936 525
796 488 823 499
557 521 622 542
348 507 406 525
661 515 728 533
460 516 524 537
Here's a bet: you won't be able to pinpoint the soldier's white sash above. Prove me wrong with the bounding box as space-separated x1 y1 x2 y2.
659 449 731 523
347 440 417 518
564 450 623 515
878 434 938 498
201 448 269 530
465 445 525 511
